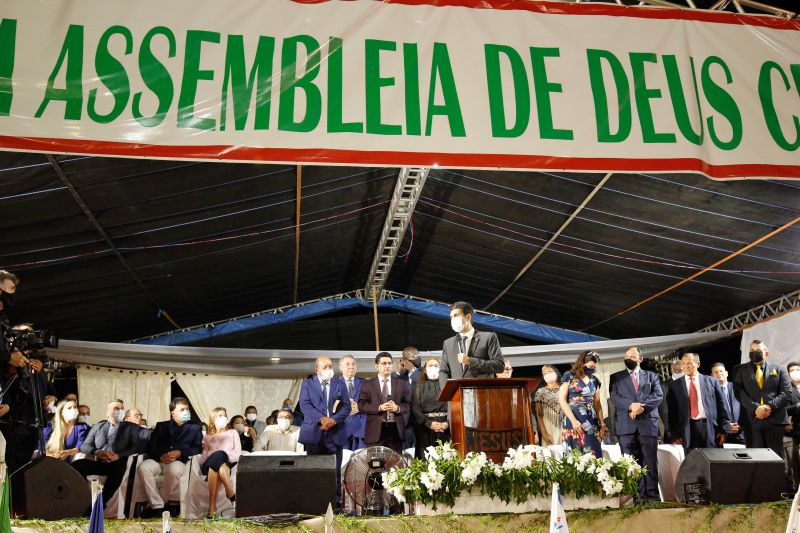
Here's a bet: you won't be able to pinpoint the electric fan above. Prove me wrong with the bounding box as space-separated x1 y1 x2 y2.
343 446 407 516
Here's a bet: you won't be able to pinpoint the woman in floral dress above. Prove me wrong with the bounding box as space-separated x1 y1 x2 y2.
558 350 607 457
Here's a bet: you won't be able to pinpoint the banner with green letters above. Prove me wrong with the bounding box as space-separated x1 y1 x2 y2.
0 0 798 179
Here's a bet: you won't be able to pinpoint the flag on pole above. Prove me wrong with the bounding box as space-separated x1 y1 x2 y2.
0 466 11 533
88 478 104 533
550 482 569 533
786 487 800 533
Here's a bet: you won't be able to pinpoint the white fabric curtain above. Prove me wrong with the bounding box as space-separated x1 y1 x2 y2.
740 309 800 366
594 357 625 418
77 365 171 423
174 373 301 424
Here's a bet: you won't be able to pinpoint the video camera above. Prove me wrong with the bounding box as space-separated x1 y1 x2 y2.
5 325 58 379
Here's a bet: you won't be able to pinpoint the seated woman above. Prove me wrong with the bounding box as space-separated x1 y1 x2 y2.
201 407 241 518
42 398 90 463
411 358 450 459
230 415 256 453
559 351 607 457
534 365 564 447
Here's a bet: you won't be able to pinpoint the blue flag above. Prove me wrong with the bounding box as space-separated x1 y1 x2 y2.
88 490 104 533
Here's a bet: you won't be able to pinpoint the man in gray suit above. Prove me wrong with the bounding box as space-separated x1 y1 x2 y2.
439 301 504 383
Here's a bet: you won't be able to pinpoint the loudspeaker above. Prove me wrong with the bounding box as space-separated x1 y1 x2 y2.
235 454 337 517
675 448 783 504
10 456 91 519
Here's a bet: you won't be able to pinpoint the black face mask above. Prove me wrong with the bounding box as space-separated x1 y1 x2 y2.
583 366 596 376
0 291 15 310
624 359 638 371
749 350 765 364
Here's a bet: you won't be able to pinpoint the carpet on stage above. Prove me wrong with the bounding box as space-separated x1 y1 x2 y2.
7 501 792 532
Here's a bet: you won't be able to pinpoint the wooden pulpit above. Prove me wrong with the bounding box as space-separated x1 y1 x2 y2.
438 378 537 464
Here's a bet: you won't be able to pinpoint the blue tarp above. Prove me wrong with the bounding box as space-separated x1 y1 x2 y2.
138 297 604 346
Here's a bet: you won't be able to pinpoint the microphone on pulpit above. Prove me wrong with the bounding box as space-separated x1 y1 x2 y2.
457 335 466 355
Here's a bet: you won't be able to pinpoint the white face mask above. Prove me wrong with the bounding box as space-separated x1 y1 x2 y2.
319 368 335 382
246 413 258 422
450 316 465 334
672 372 684 380
543 372 558 384
215 416 229 430
426 366 440 380
113 409 125 424
791 370 800 382
78 415 90 424
46 402 56 414
202 430 207 437
234 423 246 434
63 407 79 422
277 418 291 431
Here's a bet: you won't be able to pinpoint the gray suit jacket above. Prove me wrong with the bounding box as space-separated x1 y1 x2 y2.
439 329 504 384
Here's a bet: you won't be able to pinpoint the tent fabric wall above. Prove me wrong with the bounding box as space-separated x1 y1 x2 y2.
740 309 800 366
174 374 301 424
77 366 171 424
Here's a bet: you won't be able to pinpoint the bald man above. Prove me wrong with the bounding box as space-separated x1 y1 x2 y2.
298 356 351 502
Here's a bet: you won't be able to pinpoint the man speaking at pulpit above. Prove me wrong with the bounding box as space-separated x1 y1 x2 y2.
439 301 505 384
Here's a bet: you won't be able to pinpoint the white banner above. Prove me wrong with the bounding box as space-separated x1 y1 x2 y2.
0 0 798 178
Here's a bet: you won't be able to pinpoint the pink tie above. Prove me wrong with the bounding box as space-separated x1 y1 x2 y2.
631 371 639 393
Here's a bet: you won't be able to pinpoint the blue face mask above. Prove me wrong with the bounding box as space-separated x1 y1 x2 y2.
178 410 191 424
584 366 596 376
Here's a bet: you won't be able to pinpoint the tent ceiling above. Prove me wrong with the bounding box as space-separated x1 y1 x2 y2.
0 152 797 347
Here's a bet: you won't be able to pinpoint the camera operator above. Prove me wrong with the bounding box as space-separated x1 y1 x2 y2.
0 270 55 475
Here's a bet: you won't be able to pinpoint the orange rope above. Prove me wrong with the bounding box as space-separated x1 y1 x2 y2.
582 214 800 332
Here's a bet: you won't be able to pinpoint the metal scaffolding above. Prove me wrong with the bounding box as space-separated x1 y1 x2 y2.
574 0 796 19
363 167 429 299
698 288 800 332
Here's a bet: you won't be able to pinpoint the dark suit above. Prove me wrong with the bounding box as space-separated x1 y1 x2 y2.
298 375 351 499
398 367 421 449
146 420 202 462
358 375 411 453
338 375 366 450
667 374 732 450
733 359 792 458
718 381 744 444
609 368 663 500
658 375 678 443
786 385 800 490
73 420 143 505
439 329 504 384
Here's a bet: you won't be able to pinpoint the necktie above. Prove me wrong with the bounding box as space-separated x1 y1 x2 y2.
689 377 699 419
347 379 354 396
631 371 639 393
755 364 764 405
381 379 390 422
322 381 329 416
459 335 467 373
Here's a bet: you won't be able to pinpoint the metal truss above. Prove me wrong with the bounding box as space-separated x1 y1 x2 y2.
573 0 796 18
699 288 800 332
364 167 429 299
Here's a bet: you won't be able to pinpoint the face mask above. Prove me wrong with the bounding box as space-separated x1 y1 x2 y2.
451 316 465 334
749 350 765 364
543 372 557 384
234 423 245 434
624 359 638 371
791 370 800 382
178 410 191 424
140 423 147 429
78 415 90 424
320 368 335 382
283 403 293 411
46 402 56 414
113 409 125 424
672 372 683 380
202 430 207 437
277 419 291 431
63 407 79 422
584 366 596 376
426 367 440 380
246 413 258 422
215 416 229 430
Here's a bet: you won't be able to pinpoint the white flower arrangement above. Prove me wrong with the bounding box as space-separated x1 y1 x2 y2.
382 442 645 508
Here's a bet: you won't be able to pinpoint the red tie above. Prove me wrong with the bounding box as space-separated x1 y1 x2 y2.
689 377 699 419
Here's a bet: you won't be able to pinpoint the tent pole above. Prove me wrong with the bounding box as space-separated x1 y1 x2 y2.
293 165 302 304
372 286 380 351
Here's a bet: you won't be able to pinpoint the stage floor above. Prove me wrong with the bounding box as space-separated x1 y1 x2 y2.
9 502 792 532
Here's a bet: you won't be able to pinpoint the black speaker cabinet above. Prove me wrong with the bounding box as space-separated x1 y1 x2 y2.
236 454 336 517
10 456 91 519
675 448 783 504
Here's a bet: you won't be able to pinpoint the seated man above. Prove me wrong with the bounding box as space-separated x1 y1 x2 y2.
243 405 267 437
137 397 202 516
255 409 304 452
78 399 126 459
78 404 91 425
73 406 143 505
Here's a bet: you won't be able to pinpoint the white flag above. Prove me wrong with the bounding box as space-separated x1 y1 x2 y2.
786 487 800 533
550 482 569 533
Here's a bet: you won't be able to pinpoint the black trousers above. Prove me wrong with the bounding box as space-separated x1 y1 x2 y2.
368 423 403 454
72 458 128 506
746 420 792 491
687 419 709 449
618 430 659 500
305 431 343 504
